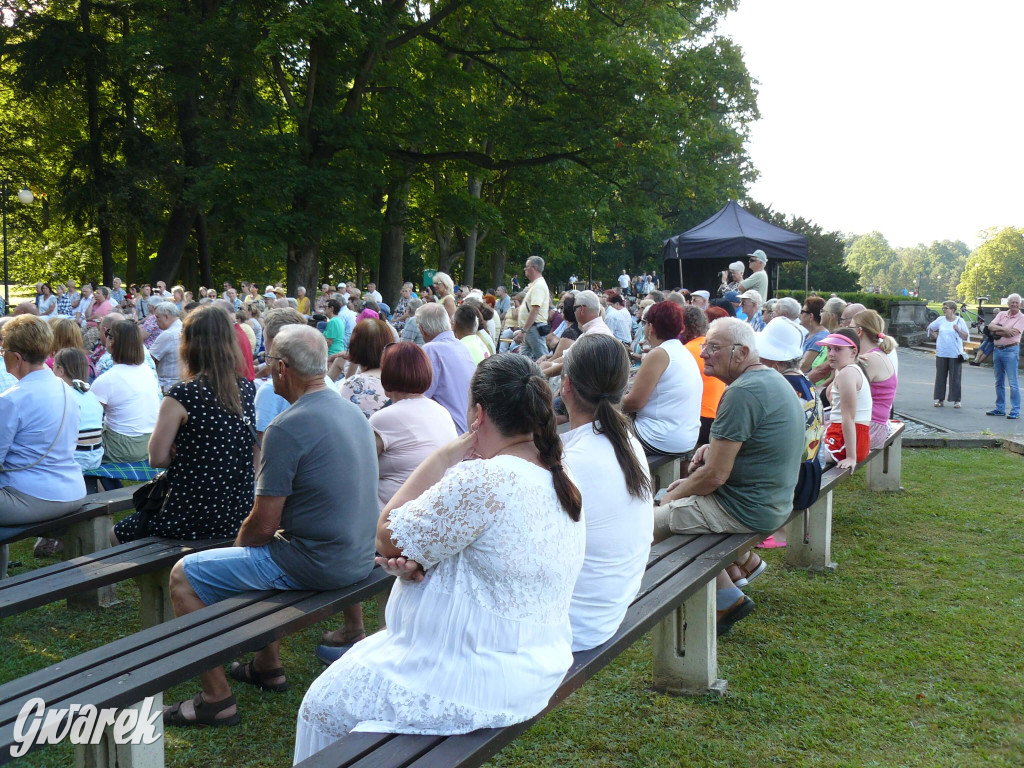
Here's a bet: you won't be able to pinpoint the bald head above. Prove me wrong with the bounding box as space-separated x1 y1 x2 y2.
840 302 866 328
100 312 125 332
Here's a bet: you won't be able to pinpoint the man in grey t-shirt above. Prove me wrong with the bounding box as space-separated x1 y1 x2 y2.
164 325 378 728
654 317 803 636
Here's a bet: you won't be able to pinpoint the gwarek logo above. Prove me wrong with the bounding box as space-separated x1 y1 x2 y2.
10 697 161 758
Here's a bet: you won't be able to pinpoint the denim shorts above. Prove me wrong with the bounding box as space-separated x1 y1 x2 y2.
182 545 302 606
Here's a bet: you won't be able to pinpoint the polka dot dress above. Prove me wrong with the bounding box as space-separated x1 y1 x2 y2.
114 377 257 542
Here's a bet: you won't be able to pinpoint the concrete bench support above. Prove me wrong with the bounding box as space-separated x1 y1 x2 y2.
62 515 119 610
75 694 164 768
651 581 727 697
867 434 902 492
650 459 680 494
134 568 175 628
784 491 837 572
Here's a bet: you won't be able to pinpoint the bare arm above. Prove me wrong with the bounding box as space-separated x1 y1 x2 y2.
622 346 669 412
835 367 859 471
661 438 742 502
235 495 286 547
147 396 187 468
799 349 818 373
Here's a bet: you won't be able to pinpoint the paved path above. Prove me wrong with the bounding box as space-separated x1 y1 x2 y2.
893 348 1024 436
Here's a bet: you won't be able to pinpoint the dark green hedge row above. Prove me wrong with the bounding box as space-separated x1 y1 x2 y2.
773 291 924 315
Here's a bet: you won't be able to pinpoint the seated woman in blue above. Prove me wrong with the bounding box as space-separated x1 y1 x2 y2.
0 316 86 575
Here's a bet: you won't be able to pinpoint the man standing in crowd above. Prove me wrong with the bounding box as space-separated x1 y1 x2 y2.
364 283 382 304
149 302 183 393
417 302 475 433
514 255 551 360
987 293 1024 419
618 270 631 296
494 285 511 320
654 317 803 635
163 325 378 728
739 250 769 299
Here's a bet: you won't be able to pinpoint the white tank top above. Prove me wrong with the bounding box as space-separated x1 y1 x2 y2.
633 339 702 453
830 364 873 425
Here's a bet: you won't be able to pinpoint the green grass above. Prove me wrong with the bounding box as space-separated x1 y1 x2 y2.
3 448 1023 767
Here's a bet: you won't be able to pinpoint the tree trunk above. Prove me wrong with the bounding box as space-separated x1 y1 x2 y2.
150 203 198 284
195 213 212 287
125 223 138 286
379 176 410 307
490 245 507 290
287 241 319 298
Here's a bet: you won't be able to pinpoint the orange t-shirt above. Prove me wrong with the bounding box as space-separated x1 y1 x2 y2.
685 337 726 419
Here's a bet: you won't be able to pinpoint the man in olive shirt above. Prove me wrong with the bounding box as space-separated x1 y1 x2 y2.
654 317 803 634
164 324 378 727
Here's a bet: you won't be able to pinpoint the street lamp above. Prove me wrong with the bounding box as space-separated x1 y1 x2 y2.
1 180 34 314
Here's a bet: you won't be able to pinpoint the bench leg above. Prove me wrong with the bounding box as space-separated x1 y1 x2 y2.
866 437 902 492
75 694 164 768
134 567 174 628
784 491 837 572
375 591 389 630
651 582 727 697
651 460 681 494
63 515 120 610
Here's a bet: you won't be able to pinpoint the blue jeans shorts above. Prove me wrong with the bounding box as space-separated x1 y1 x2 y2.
182 545 302 606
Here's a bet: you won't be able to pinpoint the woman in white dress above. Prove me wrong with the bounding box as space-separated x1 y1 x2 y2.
294 354 585 762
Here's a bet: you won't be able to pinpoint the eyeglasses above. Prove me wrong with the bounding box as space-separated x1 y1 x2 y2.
700 341 741 355
265 355 288 368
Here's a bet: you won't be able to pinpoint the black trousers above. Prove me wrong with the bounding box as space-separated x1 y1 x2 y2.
934 356 963 402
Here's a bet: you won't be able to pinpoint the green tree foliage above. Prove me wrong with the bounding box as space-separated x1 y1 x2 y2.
1 0 758 303
957 227 1024 302
743 202 859 293
844 232 970 299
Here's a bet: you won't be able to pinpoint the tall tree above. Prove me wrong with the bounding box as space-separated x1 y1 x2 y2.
957 227 1024 301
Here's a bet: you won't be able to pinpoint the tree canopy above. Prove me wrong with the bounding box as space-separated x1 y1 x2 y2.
0 0 759 302
956 227 1024 302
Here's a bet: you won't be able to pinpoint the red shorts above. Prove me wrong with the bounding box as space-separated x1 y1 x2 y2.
824 421 870 463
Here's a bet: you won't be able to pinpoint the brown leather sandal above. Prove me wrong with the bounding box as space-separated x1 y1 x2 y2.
229 660 290 692
727 554 767 588
163 692 240 727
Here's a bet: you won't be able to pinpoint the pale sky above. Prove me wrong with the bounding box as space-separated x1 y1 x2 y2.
717 1 1024 249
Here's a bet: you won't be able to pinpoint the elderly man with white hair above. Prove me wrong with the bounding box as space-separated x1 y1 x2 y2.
654 317 804 636
416 302 476 433
148 302 184 393
739 289 765 331
691 290 710 310
573 290 614 337
987 292 1024 419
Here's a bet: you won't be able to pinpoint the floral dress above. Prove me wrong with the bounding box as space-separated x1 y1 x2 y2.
338 372 389 418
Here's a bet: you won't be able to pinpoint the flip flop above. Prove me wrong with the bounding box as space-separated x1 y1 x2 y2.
755 535 786 549
163 692 240 728
229 660 290 692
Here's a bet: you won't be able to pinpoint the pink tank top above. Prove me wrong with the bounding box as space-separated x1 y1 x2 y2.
865 348 897 423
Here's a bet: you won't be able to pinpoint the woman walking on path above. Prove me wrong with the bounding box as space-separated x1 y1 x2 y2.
927 301 968 409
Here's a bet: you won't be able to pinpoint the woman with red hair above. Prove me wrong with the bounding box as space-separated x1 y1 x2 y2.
622 301 702 456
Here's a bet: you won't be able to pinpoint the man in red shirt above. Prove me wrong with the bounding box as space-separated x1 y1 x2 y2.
986 293 1024 419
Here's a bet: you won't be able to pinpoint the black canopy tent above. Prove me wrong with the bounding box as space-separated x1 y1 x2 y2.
661 201 809 298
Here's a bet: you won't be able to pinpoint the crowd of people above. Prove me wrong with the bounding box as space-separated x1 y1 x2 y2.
0 251 904 761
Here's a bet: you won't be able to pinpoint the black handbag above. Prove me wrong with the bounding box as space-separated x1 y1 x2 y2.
534 323 551 337
131 472 171 536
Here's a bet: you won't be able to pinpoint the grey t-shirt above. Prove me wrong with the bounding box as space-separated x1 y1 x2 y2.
709 368 804 532
741 269 768 299
259 388 379 589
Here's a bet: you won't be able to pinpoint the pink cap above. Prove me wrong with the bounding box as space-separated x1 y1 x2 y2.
821 332 858 348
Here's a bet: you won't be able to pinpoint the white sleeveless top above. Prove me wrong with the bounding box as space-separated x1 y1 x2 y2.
830 364 873 425
633 339 702 454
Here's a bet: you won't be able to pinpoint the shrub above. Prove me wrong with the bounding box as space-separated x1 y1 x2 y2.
774 291 924 316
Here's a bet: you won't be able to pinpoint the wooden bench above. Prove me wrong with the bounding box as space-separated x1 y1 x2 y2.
0 536 229 623
785 420 904 572
0 487 137 611
0 567 396 766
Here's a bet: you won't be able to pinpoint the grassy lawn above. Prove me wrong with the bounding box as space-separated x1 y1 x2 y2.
2 448 1022 767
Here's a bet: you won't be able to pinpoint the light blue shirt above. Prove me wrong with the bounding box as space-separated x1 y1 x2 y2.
254 376 335 432
0 369 86 501
337 307 357 348
423 331 476 434
928 316 968 358
0 369 16 394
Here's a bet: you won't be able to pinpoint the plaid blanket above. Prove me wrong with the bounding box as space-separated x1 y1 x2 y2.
83 462 161 481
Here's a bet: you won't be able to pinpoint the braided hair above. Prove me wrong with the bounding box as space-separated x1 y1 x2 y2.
469 354 582 521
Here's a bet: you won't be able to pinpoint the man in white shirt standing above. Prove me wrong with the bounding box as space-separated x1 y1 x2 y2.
618 270 631 296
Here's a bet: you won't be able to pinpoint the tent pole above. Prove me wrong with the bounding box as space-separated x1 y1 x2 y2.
804 260 809 298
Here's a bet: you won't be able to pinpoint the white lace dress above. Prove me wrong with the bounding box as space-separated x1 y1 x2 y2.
293 456 586 763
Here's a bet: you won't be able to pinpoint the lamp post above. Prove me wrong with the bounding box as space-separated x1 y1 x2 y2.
1 180 34 314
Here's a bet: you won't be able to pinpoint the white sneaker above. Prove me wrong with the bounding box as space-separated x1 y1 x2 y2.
933 400 943 407
953 402 961 408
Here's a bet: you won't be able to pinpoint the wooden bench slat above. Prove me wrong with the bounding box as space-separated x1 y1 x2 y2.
0 538 229 619
294 733 397 768
0 487 136 546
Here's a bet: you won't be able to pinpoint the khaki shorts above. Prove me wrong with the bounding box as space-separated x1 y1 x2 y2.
654 493 755 538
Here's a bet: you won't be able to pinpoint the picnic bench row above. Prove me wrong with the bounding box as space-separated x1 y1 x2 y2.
0 422 905 767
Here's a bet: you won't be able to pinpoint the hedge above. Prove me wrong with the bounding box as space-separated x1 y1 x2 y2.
772 291 924 316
